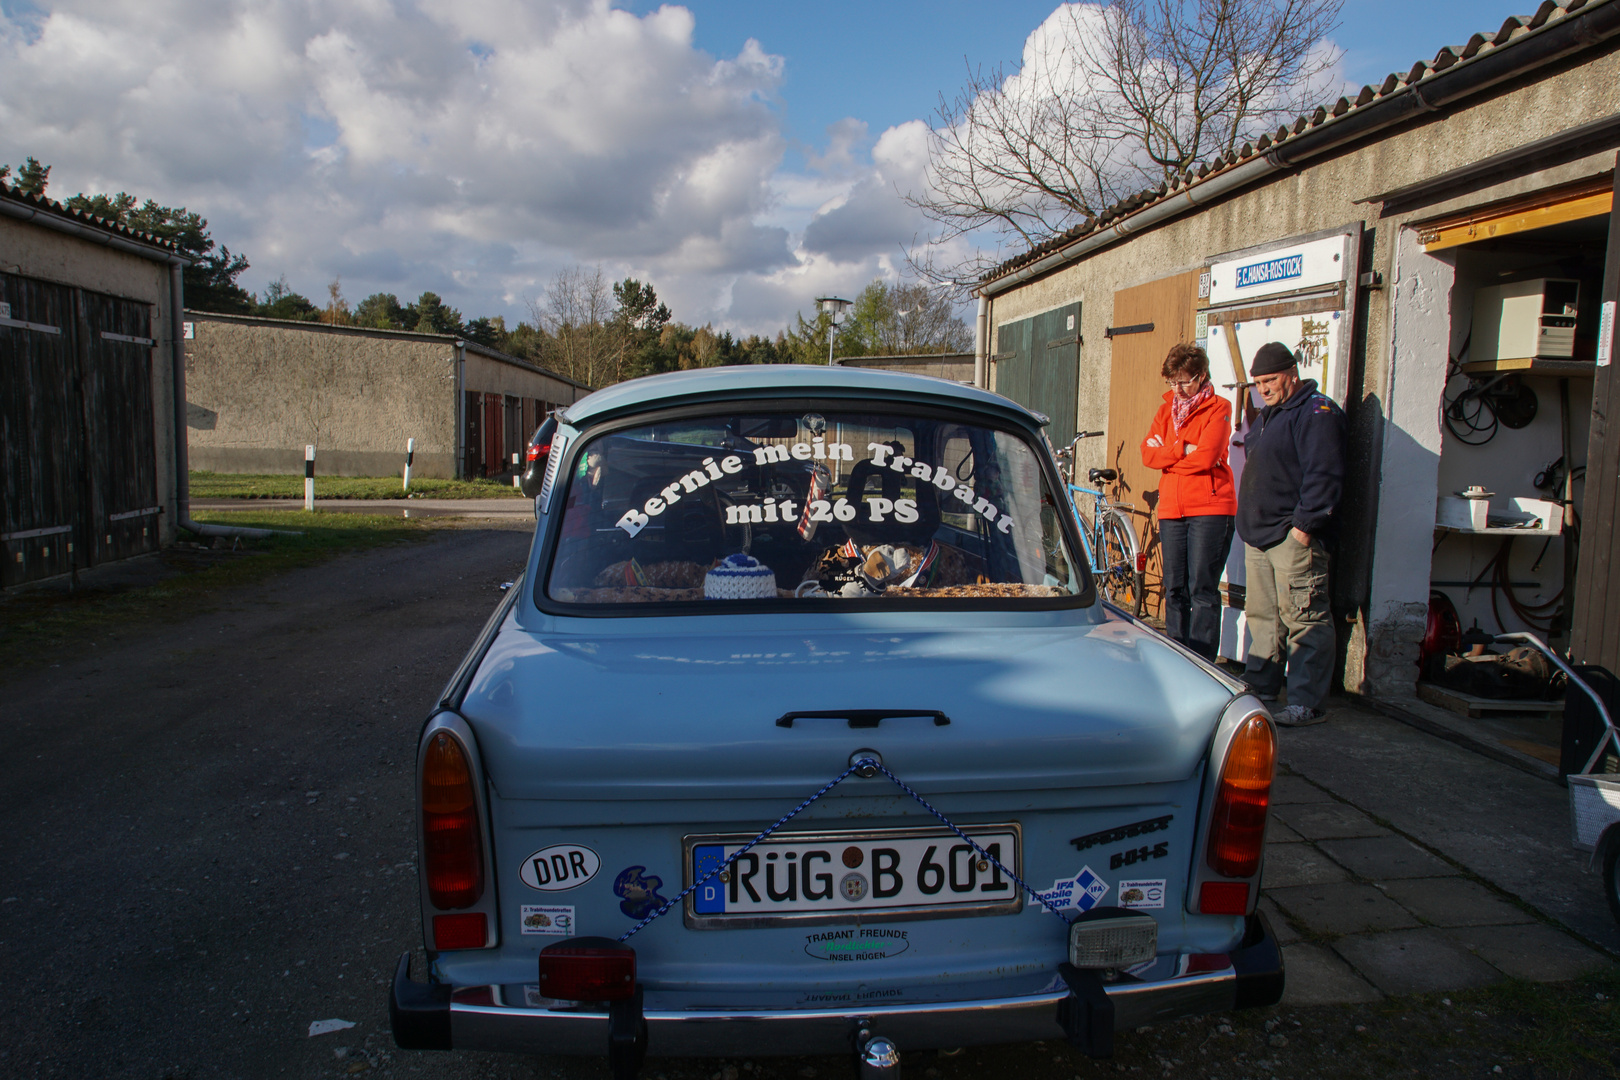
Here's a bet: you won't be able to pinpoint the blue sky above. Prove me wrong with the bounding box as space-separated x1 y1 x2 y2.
0 0 1548 333
637 0 1525 171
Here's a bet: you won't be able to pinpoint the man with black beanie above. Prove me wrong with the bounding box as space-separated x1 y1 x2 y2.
1238 342 1345 726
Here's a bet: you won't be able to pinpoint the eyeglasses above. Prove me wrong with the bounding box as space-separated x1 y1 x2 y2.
1164 378 1201 389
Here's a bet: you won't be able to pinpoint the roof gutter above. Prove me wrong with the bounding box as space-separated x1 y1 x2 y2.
0 194 187 266
979 0 1620 297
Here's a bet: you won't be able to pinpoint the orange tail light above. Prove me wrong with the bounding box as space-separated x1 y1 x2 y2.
422 731 484 911
1205 714 1275 880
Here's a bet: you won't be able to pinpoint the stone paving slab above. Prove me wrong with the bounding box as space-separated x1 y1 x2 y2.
1277 943 1382 1005
1271 801 1391 841
1379 877 1535 928
1315 835 1458 881
1263 843 1350 888
1259 898 1300 945
1267 819 1305 843
1278 705 1620 953
1271 774 1336 804
1333 929 1503 995
1267 883 1419 935
1444 924 1615 981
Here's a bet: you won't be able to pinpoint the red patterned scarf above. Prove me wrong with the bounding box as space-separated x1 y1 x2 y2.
1171 381 1213 431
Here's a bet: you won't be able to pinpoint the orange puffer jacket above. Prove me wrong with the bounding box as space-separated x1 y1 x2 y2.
1140 390 1237 519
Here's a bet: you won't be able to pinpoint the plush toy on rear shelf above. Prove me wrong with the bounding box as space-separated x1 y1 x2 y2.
704 553 777 599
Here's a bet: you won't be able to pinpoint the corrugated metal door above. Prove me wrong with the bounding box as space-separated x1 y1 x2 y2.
1104 270 1202 618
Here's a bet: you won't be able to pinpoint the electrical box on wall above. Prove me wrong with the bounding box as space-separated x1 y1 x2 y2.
1471 278 1579 362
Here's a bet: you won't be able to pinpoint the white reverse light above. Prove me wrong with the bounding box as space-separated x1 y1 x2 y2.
1068 914 1158 969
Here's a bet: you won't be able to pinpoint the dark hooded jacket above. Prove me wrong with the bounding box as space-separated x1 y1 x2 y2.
1236 379 1345 549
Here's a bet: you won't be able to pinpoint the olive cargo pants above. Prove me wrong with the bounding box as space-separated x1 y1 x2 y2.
1243 535 1333 710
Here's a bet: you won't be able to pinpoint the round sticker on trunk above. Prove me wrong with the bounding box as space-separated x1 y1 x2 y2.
520 844 601 891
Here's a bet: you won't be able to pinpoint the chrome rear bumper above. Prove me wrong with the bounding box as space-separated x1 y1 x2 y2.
393 912 1283 1058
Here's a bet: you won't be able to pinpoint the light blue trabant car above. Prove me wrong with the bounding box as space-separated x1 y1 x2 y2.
390 365 1282 1077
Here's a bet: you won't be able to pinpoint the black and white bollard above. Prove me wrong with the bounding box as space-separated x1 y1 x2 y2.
512 451 521 487
304 445 315 511
403 438 415 492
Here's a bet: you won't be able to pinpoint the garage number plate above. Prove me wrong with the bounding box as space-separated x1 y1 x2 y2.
684 825 1021 927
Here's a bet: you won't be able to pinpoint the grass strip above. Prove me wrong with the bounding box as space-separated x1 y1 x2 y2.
189 471 526 499
0 510 446 675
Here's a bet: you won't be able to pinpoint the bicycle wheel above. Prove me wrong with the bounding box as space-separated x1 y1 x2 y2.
1100 510 1143 614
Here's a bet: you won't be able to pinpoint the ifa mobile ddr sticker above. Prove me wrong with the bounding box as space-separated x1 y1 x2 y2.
1117 879 1166 910
520 904 576 936
520 844 600 891
1038 866 1109 913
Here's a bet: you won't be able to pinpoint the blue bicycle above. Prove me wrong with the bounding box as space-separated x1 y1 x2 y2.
1056 431 1145 615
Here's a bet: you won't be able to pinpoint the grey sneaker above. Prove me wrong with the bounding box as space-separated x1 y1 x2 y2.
1275 704 1327 727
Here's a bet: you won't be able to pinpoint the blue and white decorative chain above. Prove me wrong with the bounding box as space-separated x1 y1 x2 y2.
619 757 1073 942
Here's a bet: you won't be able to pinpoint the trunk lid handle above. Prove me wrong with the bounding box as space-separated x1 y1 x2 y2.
775 709 950 729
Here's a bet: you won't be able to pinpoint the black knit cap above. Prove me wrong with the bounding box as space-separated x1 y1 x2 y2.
1250 341 1298 376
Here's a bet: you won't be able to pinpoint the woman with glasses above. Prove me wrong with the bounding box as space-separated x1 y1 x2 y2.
1140 343 1236 660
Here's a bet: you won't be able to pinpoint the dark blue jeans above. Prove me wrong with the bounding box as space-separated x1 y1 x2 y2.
1159 515 1235 660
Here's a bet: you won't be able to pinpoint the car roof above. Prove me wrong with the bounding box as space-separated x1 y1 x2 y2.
560 364 1045 430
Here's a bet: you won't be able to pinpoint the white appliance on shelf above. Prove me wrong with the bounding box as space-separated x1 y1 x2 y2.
1470 278 1579 362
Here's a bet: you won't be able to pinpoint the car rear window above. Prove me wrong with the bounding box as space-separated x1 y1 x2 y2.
544 407 1085 606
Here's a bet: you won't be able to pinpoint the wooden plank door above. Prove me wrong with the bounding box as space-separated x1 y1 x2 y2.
1104 270 1202 618
1 271 81 586
483 394 503 477
993 303 1081 448
81 290 160 564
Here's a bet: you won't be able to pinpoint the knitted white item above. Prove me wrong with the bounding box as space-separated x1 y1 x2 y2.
704 553 777 599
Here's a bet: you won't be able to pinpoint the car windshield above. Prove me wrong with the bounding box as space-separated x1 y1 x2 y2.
544 405 1085 605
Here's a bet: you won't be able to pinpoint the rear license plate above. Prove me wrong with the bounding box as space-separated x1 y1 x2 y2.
683 824 1022 928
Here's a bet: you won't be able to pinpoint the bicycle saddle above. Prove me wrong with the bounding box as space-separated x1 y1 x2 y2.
1088 468 1118 484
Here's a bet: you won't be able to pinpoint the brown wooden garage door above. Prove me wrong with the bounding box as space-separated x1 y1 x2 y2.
1104 270 1201 618
1 270 160 587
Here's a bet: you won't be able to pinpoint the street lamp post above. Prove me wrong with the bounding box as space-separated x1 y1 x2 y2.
815 296 852 365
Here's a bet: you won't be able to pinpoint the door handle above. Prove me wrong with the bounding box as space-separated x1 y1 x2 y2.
775 710 951 729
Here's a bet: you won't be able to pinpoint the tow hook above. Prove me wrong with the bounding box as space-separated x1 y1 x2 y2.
857 1029 901 1077
1056 962 1115 1058
608 984 647 1080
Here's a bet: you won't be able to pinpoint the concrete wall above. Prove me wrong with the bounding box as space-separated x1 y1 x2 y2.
185 316 460 478
184 316 591 479
0 212 180 545
984 39 1620 697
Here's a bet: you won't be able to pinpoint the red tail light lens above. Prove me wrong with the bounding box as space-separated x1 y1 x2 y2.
538 938 637 1001
526 440 550 464
433 912 488 950
1206 714 1275 879
1199 881 1251 915
422 730 483 910
1134 552 1148 573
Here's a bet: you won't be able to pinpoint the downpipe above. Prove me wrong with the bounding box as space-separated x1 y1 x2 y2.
167 264 298 540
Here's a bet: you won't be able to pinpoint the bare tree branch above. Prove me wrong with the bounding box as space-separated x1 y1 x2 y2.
906 0 1342 290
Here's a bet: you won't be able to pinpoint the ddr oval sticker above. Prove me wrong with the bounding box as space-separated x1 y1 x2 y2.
520 845 600 891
